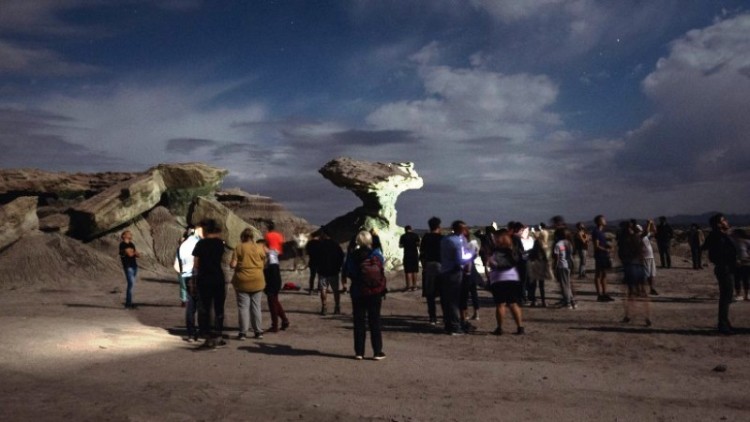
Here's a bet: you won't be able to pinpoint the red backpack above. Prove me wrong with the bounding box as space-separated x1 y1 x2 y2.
360 252 387 296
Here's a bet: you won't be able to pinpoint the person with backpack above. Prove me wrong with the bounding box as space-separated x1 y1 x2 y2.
344 230 387 360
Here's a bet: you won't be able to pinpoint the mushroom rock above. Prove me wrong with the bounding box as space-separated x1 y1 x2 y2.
318 157 423 268
0 196 39 251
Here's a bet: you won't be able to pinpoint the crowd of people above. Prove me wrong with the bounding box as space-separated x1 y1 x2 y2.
117 212 748 359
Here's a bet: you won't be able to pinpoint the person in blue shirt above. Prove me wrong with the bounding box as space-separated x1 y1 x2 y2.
439 220 474 335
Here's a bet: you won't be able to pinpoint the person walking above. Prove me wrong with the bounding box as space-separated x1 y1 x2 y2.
119 230 140 309
345 230 386 360
702 213 737 335
230 228 266 340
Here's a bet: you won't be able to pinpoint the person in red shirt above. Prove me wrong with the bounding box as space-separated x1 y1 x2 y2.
264 221 289 332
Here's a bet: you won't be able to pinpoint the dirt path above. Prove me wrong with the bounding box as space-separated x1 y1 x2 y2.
1 264 749 421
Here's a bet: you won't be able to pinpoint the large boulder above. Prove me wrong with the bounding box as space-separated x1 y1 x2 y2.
68 170 166 239
318 157 423 268
0 196 39 251
145 206 184 268
157 163 228 218
187 196 260 249
0 168 134 204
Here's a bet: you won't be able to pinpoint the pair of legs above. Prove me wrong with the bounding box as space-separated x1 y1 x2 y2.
622 264 651 325
264 264 289 331
594 256 612 301
422 262 441 324
555 267 575 307
577 251 587 278
715 268 735 333
352 294 383 358
658 242 672 268
404 271 418 291
197 279 226 341
318 274 341 315
236 290 263 337
439 271 463 333
123 266 137 308
181 276 198 339
490 282 523 334
690 246 703 269
307 265 317 294
734 266 749 299
459 267 480 321
527 278 546 306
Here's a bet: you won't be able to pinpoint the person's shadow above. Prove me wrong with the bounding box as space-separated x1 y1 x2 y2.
238 342 351 360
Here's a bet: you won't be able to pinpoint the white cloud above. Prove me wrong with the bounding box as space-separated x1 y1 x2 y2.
0 41 99 76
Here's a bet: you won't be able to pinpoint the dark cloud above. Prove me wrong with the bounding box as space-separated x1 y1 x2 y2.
330 129 418 146
165 137 217 153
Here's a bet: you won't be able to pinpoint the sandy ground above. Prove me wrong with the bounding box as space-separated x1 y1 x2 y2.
1 257 749 422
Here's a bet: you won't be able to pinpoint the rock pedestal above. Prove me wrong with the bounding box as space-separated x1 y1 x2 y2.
319 157 423 269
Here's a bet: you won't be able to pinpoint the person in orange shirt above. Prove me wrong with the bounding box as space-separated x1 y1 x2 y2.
264 221 289 332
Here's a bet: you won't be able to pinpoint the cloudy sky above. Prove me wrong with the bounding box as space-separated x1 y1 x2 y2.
1 0 749 227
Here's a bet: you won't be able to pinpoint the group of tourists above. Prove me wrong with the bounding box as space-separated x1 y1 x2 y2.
116 212 747 359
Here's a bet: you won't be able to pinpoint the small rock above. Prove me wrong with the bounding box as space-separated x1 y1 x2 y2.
712 364 727 372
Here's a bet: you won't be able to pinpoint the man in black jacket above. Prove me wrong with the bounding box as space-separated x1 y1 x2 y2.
317 231 345 315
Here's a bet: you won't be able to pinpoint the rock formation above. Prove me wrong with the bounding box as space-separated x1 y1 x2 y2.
319 157 423 269
187 196 260 249
0 196 39 251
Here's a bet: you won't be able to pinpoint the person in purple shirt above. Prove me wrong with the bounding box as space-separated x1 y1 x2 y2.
439 220 474 335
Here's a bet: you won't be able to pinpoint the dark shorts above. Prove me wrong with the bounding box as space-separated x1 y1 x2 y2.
490 282 523 305
403 259 420 273
595 255 612 271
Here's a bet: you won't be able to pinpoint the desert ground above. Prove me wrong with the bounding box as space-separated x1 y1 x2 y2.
1 252 749 422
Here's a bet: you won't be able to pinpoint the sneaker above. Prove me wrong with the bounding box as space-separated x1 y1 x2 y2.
571 301 578 310
354 355 364 360
429 319 437 326
254 332 264 339
596 295 606 302
649 289 659 296
471 312 479 321
449 331 465 336
373 352 387 361
197 339 216 350
182 336 195 343
515 326 525 335
281 321 290 331
492 327 503 336
566 305 573 310
236 333 247 341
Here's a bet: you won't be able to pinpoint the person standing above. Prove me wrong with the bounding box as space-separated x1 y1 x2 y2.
702 213 737 335
420 216 443 326
264 221 290 332
574 222 590 279
317 231 345 315
399 225 421 291
305 233 322 295
592 215 614 302
621 223 651 326
192 219 228 349
119 230 140 309
175 226 202 341
488 229 524 335
345 230 386 360
439 220 473 335
552 228 576 309
688 224 705 270
733 229 750 301
527 237 551 308
230 228 266 340
655 216 674 269
642 220 659 295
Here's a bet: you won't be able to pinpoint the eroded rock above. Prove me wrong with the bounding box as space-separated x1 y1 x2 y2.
0 196 39 251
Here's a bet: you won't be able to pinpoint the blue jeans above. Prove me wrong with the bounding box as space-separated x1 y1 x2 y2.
123 266 137 306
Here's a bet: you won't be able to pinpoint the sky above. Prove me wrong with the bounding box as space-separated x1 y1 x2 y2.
1 0 749 227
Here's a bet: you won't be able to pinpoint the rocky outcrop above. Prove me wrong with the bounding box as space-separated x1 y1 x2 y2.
216 189 315 239
68 170 166 239
0 169 134 204
319 157 423 268
145 206 184 268
67 163 228 239
0 196 39 251
188 196 260 249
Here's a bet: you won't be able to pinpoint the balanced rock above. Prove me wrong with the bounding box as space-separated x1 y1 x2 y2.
0 196 39 251
318 157 423 268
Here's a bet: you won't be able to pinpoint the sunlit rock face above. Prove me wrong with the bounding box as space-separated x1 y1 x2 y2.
319 157 423 269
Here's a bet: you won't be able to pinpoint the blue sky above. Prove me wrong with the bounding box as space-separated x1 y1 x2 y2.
1 0 749 227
